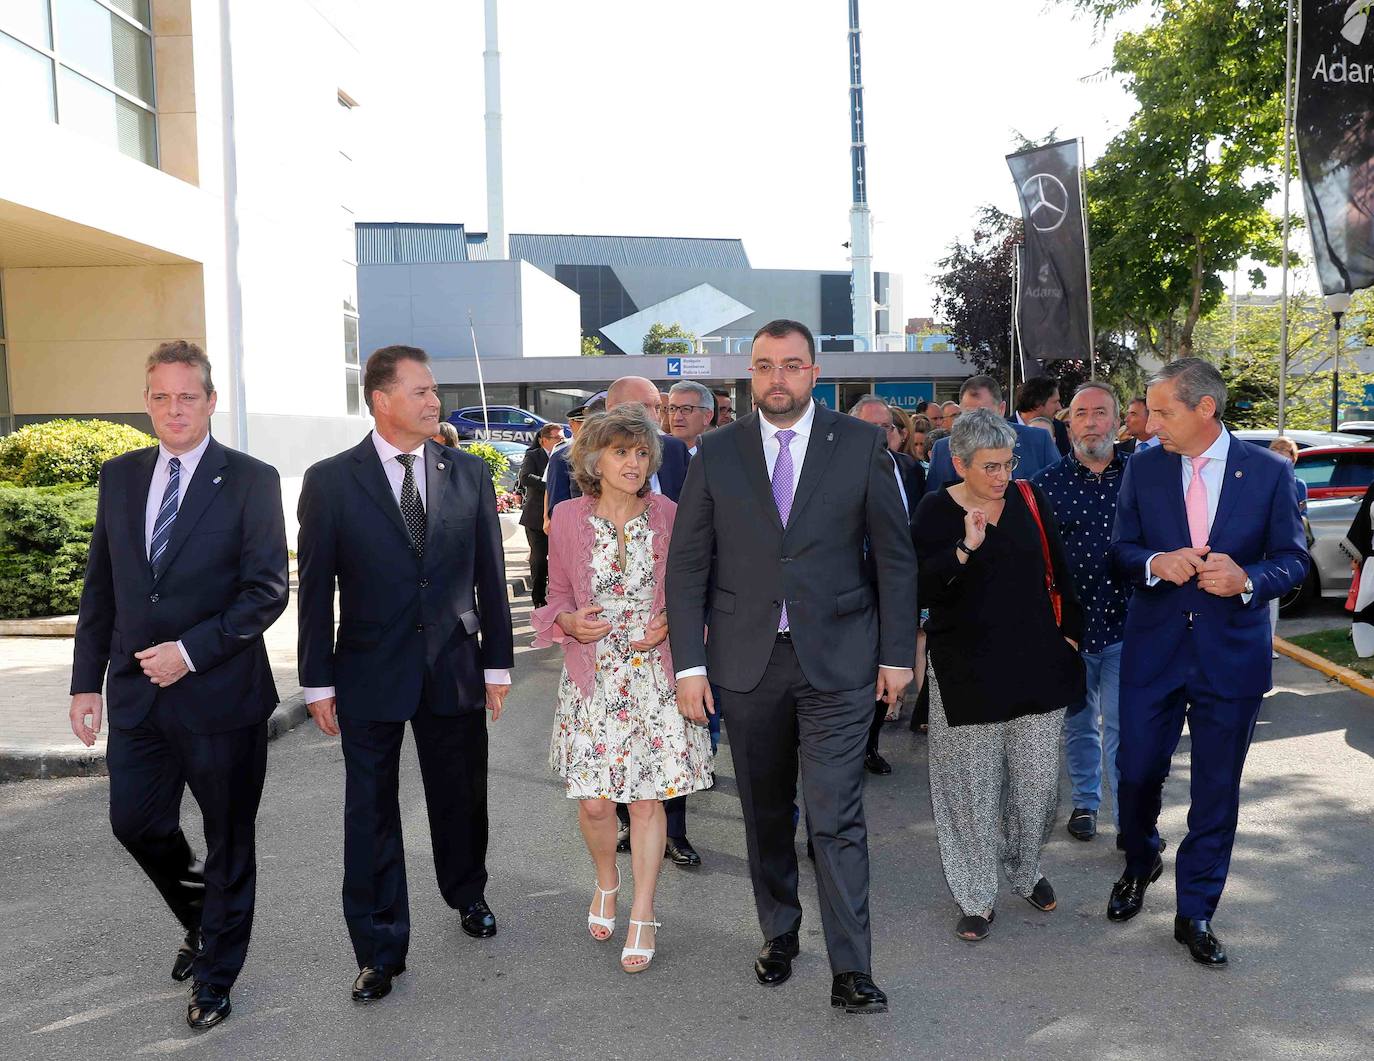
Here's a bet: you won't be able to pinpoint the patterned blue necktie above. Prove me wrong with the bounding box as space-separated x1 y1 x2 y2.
149 456 181 577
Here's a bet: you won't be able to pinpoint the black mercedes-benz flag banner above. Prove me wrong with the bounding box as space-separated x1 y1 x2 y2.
1006 140 1093 364
1297 0 1374 295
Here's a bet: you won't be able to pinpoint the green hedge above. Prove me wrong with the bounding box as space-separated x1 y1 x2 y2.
0 484 99 619
0 418 155 487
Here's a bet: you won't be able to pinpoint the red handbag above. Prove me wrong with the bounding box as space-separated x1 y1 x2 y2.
1346 561 1362 612
1016 480 1064 626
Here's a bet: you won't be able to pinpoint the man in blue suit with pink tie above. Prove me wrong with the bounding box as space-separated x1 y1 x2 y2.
1107 358 1307 966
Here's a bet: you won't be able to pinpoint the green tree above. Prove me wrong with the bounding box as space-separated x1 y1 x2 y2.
1067 0 1289 359
581 334 605 357
642 322 696 357
932 206 1022 385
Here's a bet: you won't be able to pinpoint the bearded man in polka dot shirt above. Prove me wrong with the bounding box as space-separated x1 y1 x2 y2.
1032 381 1131 846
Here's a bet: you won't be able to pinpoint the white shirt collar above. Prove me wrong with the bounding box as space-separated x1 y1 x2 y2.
158 430 211 474
759 399 818 444
1193 426 1230 464
371 428 426 465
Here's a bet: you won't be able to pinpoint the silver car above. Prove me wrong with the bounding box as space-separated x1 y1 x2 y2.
1284 495 1361 614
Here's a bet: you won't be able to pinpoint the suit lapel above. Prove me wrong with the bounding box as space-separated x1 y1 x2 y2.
423 439 449 553
151 438 229 586
126 446 158 567
787 403 838 528
350 435 412 548
1160 450 1191 546
1210 434 1249 544
734 412 784 533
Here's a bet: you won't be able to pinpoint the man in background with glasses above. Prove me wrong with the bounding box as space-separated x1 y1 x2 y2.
667 319 916 1014
667 380 716 455
924 375 1059 497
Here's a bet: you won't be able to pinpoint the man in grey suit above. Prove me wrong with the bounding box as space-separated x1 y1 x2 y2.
924 374 1058 494
666 319 916 1014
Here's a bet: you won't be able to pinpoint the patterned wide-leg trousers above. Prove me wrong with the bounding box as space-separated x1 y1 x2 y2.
927 705 1066 916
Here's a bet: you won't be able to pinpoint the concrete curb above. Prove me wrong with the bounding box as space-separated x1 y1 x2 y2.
1274 636 1374 699
0 692 311 785
0 615 78 637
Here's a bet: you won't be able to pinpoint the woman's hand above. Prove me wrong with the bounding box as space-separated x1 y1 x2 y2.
556 605 612 645
962 507 988 552
630 610 668 651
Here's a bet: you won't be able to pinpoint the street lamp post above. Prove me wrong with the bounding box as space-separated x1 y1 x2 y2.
1328 292 1353 431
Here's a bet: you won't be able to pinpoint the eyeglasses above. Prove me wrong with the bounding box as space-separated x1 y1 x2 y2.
665 404 710 415
978 456 1021 477
749 362 811 378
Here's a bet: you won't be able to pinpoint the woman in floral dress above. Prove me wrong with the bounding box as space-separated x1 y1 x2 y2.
531 405 712 973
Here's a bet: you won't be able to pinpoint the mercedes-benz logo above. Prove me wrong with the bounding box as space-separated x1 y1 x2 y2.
1021 172 1069 233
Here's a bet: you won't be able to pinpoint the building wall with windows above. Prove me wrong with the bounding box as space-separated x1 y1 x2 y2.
0 0 368 517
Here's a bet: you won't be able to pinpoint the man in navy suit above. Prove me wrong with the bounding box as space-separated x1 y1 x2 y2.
1012 376 1072 457
69 342 289 1032
1107 358 1306 966
543 374 700 865
924 375 1058 494
297 345 514 1003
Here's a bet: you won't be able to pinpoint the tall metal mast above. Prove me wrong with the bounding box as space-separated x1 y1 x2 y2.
483 0 507 259
847 0 874 351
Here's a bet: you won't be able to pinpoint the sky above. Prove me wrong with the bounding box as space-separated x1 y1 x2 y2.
347 0 1165 322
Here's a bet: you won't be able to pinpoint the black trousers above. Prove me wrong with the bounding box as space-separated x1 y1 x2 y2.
525 525 549 608
106 697 268 989
866 700 886 756
615 794 687 837
721 638 875 975
338 703 488 970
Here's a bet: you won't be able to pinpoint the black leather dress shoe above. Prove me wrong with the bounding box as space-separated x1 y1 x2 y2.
186 982 231 1030
460 899 497 938
1107 855 1164 922
664 836 702 867
831 972 888 1014
863 751 892 775
754 932 800 986
1174 916 1228 966
616 825 631 853
352 964 405 1002
1067 808 1097 841
171 929 201 982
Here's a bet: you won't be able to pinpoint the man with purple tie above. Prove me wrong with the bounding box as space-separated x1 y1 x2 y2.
1107 358 1307 966
666 320 916 1014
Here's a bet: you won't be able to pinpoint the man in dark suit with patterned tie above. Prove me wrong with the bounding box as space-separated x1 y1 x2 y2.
69 342 289 1032
297 345 514 1004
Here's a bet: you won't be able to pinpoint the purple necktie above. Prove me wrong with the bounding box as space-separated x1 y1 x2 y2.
772 429 796 631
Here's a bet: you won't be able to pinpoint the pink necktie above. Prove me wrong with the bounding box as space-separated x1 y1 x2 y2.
1186 456 1211 548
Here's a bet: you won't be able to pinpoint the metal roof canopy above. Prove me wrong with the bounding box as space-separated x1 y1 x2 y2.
509 233 751 270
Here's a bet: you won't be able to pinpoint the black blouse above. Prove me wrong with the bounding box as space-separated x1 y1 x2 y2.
913 483 1086 726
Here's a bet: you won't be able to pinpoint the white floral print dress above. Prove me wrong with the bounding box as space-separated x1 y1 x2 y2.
550 510 713 802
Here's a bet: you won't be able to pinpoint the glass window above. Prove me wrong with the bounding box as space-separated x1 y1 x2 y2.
0 31 56 122
1332 453 1374 490
1295 455 1337 488
105 0 149 26
0 0 53 46
344 315 359 366
57 67 154 163
345 365 360 416
55 0 153 103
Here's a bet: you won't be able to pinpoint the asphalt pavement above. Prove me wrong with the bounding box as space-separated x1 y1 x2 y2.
2 614 1372 1061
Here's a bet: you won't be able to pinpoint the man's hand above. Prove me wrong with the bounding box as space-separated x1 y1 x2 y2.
630 611 668 652
556 605 611 645
70 693 103 746
308 696 340 737
876 668 914 707
1150 547 1209 586
1199 552 1249 597
676 675 714 726
134 642 189 688
485 683 510 721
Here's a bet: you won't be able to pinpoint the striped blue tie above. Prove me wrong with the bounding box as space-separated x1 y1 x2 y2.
149 456 181 577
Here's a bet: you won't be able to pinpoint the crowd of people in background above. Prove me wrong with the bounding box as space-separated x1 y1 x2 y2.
66 325 1309 1033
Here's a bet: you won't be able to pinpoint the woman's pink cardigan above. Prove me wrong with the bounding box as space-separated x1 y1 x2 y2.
530 493 677 698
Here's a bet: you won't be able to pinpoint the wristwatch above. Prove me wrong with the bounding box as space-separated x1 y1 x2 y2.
1243 576 1254 596
956 540 974 557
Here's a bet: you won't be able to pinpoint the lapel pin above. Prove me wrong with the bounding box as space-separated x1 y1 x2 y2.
1235 470 1243 478
827 432 834 441
212 476 222 485
437 462 445 470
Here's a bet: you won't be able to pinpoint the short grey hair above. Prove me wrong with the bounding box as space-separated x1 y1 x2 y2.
1072 380 1120 421
1149 357 1227 420
949 407 1017 465
847 394 890 418
569 405 662 498
668 380 714 413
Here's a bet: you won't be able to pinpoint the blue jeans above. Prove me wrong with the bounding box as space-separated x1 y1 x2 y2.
1063 642 1123 829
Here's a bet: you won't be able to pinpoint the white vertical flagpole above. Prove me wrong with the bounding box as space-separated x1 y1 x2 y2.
468 310 491 437
1077 137 1096 378
1278 0 1296 435
1012 245 1023 392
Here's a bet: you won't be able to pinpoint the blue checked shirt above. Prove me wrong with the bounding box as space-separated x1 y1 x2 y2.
1032 448 1131 654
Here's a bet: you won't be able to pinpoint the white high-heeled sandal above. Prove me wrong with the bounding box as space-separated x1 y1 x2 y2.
587 872 620 941
621 918 661 973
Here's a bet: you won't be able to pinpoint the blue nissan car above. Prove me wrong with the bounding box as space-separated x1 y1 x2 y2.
447 406 569 444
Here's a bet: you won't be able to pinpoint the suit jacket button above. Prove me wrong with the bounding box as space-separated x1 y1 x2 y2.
772 600 780 608
419 579 430 588
149 593 159 603
415 623 425 632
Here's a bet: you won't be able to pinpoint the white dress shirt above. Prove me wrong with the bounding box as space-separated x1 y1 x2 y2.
1144 427 1250 601
144 431 212 672
304 430 509 706
677 402 905 680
